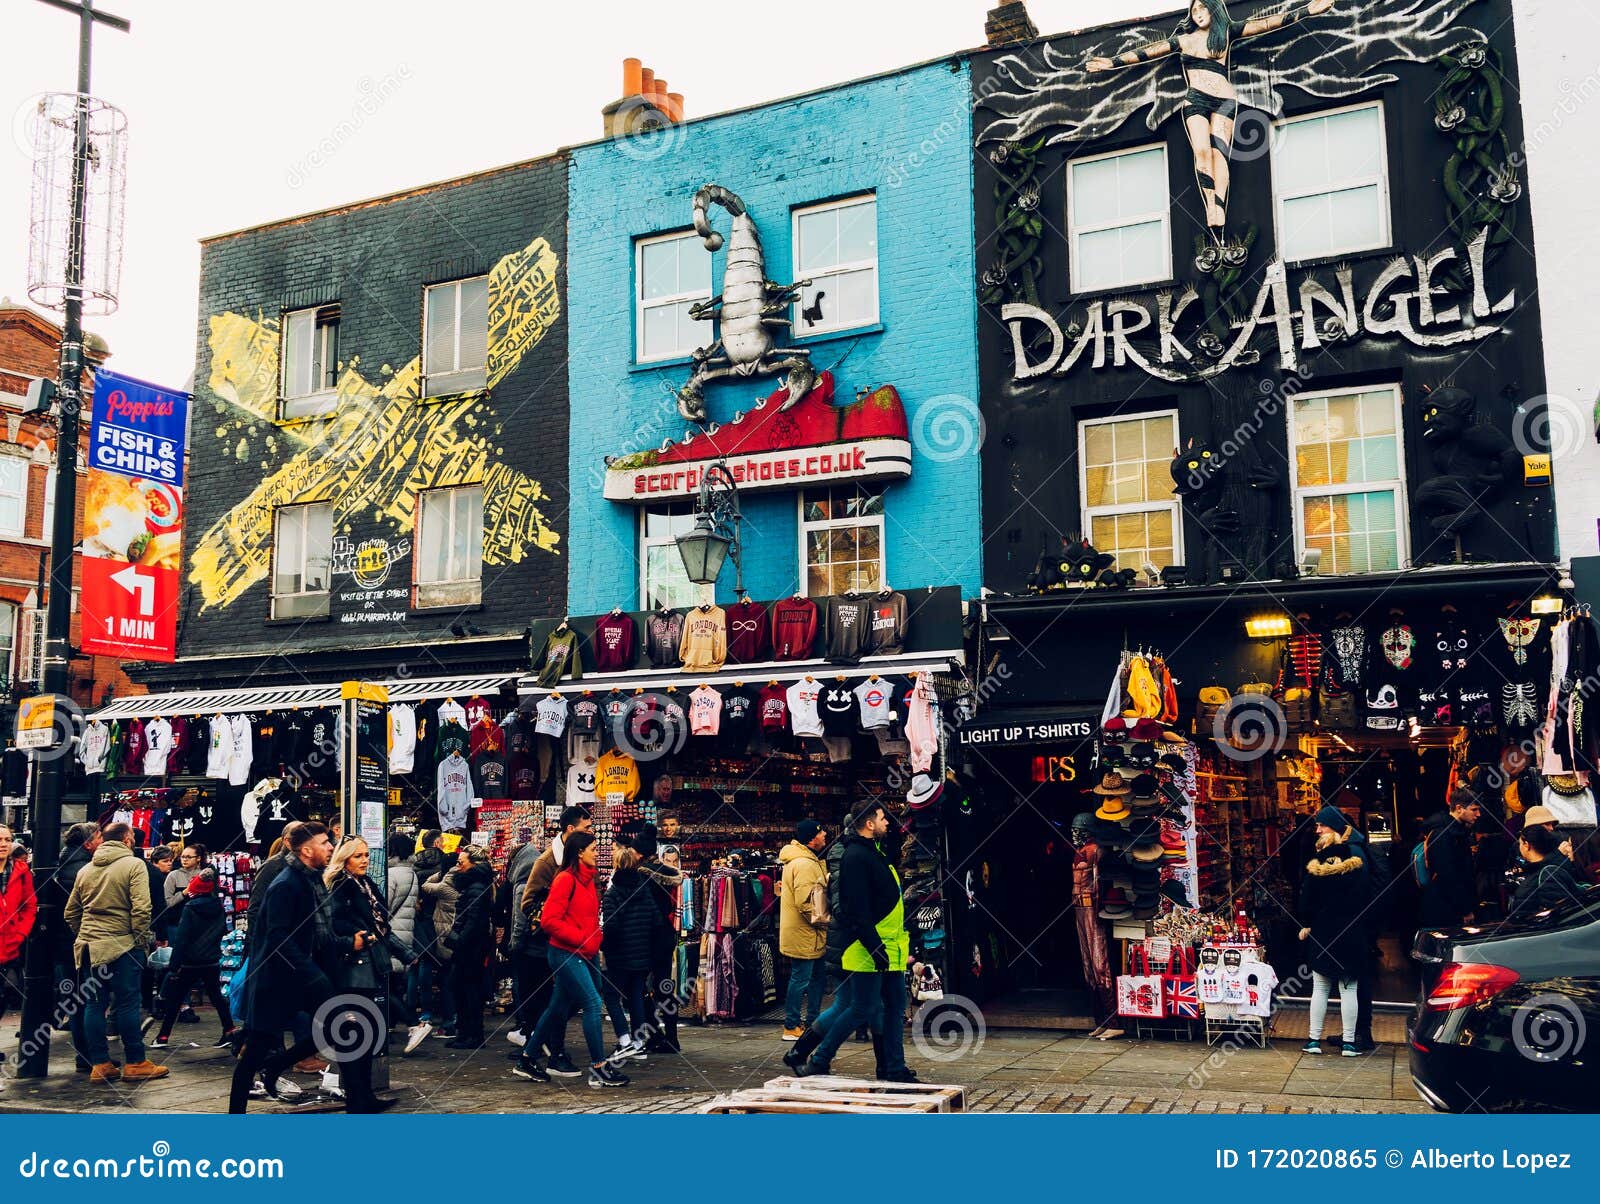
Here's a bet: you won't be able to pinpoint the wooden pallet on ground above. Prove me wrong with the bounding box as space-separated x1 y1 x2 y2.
762 1075 965 1111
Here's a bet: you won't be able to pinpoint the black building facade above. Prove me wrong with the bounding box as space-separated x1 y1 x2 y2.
142 154 571 690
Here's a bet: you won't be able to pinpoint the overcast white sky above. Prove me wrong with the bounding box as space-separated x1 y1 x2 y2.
0 0 1161 388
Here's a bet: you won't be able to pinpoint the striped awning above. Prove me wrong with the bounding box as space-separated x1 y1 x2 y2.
90 673 518 720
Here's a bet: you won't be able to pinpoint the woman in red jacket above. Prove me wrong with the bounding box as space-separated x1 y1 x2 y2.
519 832 629 1090
0 824 37 1057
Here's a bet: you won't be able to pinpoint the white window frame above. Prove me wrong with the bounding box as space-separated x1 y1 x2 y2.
17 607 44 687
0 457 27 539
1076 410 1183 574
1287 382 1409 575
790 194 879 337
1066 142 1172 294
638 502 701 611
280 304 340 418
41 462 56 542
415 484 483 608
270 501 333 619
422 277 488 398
1271 101 1392 265
0 602 15 693
635 231 713 364
798 486 886 598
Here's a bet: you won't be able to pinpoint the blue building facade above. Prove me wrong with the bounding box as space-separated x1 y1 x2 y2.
566 59 981 614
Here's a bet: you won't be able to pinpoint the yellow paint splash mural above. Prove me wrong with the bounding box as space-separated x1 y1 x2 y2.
190 235 562 612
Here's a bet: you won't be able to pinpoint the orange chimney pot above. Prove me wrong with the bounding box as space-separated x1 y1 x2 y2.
668 92 685 122
623 58 643 96
640 66 655 96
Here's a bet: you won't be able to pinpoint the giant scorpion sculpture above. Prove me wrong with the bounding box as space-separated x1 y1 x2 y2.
675 184 816 424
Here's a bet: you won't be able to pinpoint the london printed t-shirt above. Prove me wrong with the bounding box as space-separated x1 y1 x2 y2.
785 679 824 737
689 685 722 736
595 749 640 802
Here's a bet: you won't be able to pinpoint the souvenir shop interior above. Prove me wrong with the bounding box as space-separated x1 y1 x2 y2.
960 580 1600 1038
519 586 965 1022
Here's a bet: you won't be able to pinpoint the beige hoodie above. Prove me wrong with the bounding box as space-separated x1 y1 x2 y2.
678 605 727 672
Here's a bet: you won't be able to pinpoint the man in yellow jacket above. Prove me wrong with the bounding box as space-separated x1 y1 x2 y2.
778 820 829 1039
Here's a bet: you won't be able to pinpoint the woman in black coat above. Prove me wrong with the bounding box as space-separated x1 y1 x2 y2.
320 837 410 1113
441 845 496 1048
1297 830 1372 1055
1507 824 1587 921
602 847 665 1043
153 869 235 1047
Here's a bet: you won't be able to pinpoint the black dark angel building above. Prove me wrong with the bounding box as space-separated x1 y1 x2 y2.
954 0 1579 1019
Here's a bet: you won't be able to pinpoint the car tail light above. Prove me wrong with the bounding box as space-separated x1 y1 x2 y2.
1425 962 1520 1010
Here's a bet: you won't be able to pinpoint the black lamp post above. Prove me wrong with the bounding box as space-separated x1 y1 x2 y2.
676 461 742 593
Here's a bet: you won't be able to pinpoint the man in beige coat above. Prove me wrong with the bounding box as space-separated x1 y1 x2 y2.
65 822 167 1084
779 819 829 1039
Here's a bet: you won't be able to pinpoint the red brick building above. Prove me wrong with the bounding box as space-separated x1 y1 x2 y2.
0 298 139 710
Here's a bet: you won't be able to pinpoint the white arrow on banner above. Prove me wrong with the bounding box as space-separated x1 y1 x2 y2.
109 563 155 616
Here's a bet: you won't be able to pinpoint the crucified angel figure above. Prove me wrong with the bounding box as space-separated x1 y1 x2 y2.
1087 0 1336 273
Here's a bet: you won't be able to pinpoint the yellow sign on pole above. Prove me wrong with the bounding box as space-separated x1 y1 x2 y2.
16 694 57 750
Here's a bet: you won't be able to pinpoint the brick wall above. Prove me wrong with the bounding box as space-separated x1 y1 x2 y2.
566 60 982 612
180 157 571 678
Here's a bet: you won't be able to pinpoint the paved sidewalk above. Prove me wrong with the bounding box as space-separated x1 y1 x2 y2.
1 1020 1428 1115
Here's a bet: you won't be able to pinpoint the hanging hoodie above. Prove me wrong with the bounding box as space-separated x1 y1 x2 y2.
785 679 823 737
166 717 191 776
566 755 599 805
866 591 908 656
435 752 477 830
771 597 819 660
389 703 417 774
906 672 939 774
592 612 637 672
142 717 174 777
535 628 583 687
689 685 722 736
599 691 630 749
726 598 770 663
185 716 211 775
205 717 232 779
1422 619 1480 726
78 720 111 777
595 748 640 802
819 683 857 735
1488 616 1548 739
121 719 148 777
720 685 757 746
679 604 728 673
646 610 684 668
534 694 568 738
228 713 254 786
473 743 508 799
854 677 894 730
824 595 872 664
759 683 789 731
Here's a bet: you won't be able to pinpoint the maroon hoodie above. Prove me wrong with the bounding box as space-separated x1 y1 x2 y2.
592 612 637 672
726 598 770 663
771 597 819 660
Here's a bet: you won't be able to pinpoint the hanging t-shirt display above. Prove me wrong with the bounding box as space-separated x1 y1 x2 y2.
166 717 191 776
867 590 907 656
1365 620 1415 732
1490 616 1548 738
534 695 569 738
785 678 824 737
251 714 279 780
389 704 417 775
437 699 468 729
227 714 254 787
569 695 600 740
819 682 857 735
205 718 232 779
759 683 789 731
600 691 630 749
122 720 148 777
474 746 509 799
566 755 600 806
854 677 894 730
436 752 478 830
646 610 683 669
273 712 307 771
595 749 640 802
593 611 637 672
720 686 757 746
464 695 493 727
689 686 722 736
189 789 239 851
679 605 728 672
507 714 540 800
435 718 470 761
534 628 584 687
143 717 174 777
725 598 770 663
825 595 872 664
185 716 212 775
244 779 303 847
771 597 819 660
304 709 339 784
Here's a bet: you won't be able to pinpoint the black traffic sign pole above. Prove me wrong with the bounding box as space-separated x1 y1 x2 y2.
16 0 130 1080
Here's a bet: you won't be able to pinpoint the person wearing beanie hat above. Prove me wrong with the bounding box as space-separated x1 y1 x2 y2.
153 868 235 1049
778 819 830 1038
1313 805 1350 835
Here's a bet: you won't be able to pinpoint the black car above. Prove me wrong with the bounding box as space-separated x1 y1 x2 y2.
1409 886 1598 1112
